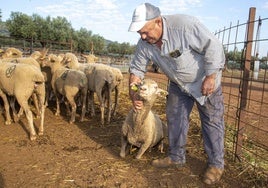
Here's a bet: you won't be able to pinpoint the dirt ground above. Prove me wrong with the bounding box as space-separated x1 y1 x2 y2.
0 85 265 188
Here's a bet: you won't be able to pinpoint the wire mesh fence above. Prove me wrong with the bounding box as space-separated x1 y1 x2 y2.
214 7 268 180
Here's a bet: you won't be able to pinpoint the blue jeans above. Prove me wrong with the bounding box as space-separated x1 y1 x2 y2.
166 81 225 168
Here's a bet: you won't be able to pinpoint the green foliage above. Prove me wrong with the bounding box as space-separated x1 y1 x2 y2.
107 41 135 56
4 11 136 55
73 28 92 53
6 12 36 39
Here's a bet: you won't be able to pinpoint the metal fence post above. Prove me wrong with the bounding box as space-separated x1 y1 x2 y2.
235 7 256 160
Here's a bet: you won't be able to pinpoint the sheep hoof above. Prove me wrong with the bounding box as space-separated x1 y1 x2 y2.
30 135 37 141
5 120 12 125
13 116 19 123
120 152 126 158
38 131 44 136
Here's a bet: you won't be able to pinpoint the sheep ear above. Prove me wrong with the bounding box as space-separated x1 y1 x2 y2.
157 88 168 98
41 48 49 58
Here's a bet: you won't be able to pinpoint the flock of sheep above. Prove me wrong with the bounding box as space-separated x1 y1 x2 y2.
0 47 167 159
0 47 123 140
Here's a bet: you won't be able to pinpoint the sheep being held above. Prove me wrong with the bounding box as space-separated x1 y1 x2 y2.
120 78 167 159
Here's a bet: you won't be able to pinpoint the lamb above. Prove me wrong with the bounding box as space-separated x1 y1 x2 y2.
42 54 88 124
0 60 46 141
120 78 167 159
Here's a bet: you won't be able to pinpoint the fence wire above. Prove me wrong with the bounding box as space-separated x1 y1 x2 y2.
214 8 267 181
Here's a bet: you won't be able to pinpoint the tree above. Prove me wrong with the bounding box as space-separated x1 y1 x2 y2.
91 34 105 55
107 41 135 56
50 16 73 43
32 14 53 47
73 28 92 53
6 12 37 39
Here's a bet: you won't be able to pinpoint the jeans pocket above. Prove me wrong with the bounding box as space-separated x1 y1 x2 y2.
207 89 224 124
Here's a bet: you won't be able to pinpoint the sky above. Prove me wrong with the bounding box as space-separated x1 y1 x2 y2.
1 0 268 45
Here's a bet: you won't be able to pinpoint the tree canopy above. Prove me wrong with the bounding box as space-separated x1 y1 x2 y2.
4 11 136 55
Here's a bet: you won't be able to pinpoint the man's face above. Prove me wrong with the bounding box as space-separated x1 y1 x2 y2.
137 18 162 44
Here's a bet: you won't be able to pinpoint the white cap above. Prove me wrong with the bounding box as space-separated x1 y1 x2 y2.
128 3 161 32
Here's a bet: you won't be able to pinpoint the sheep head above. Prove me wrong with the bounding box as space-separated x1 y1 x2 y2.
31 48 49 62
82 54 98 63
134 79 168 105
2 47 23 58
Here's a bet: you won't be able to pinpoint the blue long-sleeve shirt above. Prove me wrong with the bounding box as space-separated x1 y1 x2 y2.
129 14 225 105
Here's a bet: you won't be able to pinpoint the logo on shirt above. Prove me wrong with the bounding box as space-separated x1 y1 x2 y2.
169 49 181 58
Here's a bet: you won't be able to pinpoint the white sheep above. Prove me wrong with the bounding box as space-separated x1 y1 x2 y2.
0 60 46 141
0 48 48 120
0 47 23 58
82 54 99 63
120 78 167 159
63 53 123 126
84 65 115 126
43 54 88 124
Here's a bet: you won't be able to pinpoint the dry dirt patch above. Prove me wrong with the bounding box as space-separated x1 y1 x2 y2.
0 90 261 188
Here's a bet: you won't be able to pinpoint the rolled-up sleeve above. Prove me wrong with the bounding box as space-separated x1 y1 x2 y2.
129 39 150 79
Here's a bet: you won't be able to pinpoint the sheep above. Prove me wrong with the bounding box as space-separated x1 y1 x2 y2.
84 65 115 126
120 78 167 159
0 47 23 58
0 48 48 120
0 60 46 141
42 54 88 124
29 49 52 107
82 54 99 63
63 53 123 125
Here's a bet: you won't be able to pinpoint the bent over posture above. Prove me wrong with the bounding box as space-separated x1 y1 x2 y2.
128 3 225 185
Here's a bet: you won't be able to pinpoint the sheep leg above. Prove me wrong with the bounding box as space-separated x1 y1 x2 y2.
111 86 119 117
104 86 112 125
0 90 12 125
88 91 95 117
31 93 41 118
65 94 77 124
54 92 61 116
96 91 105 126
9 96 20 123
64 100 71 116
120 135 130 158
136 143 150 159
35 83 45 135
17 99 36 141
79 88 87 122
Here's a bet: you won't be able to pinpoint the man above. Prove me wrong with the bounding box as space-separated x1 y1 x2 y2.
128 3 225 185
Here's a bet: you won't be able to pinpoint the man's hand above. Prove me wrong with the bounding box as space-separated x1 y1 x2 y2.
201 73 216 96
129 74 143 110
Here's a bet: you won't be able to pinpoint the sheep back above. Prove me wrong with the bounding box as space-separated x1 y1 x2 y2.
0 62 45 96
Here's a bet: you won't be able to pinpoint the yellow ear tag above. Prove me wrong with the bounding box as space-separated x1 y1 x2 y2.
131 85 138 92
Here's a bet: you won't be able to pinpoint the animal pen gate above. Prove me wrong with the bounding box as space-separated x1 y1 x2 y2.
214 7 267 181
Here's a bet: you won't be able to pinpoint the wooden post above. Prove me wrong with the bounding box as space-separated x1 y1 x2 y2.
235 7 256 160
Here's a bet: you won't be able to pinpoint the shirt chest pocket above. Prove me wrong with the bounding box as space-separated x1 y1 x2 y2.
171 50 204 83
